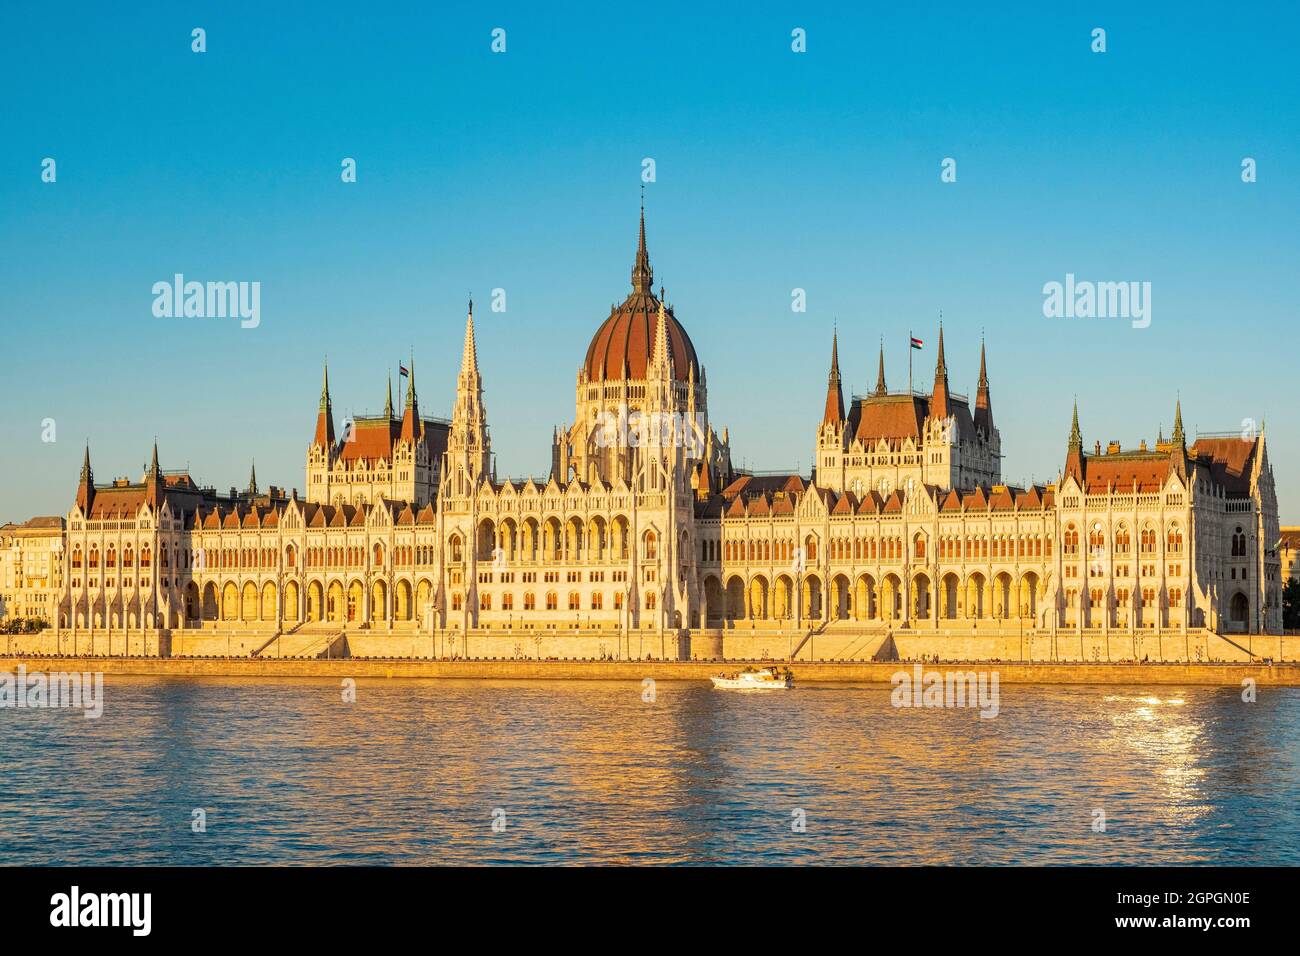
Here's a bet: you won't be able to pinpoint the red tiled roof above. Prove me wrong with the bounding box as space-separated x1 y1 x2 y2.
1190 438 1256 497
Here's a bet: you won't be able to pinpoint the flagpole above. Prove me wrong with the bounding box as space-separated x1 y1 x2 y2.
908 329 913 396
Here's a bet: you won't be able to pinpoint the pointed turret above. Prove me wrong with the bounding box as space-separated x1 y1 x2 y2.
248 460 258 496
400 352 421 442
1064 399 1086 484
1168 398 1189 479
145 439 164 507
973 337 993 436
446 298 491 490
76 443 96 513
930 324 951 420
874 341 888 397
314 361 336 448
632 200 653 294
822 331 845 426
384 372 394 419
650 296 672 375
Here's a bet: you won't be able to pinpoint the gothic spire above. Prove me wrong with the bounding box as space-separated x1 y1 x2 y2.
822 331 844 426
385 371 393 419
930 323 951 420
874 340 887 396
1171 398 1185 446
650 296 672 373
405 352 417 409
632 200 653 294
974 336 993 435
76 443 96 513
461 300 480 378
248 460 258 496
1069 399 1082 450
149 439 160 478
314 359 336 448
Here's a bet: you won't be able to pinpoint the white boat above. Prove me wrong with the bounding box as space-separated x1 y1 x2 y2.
710 666 793 690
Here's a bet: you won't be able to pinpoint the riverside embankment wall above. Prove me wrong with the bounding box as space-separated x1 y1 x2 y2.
10 626 1298 665
3 656 1300 685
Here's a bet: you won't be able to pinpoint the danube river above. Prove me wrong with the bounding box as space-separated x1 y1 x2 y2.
3 677 1298 865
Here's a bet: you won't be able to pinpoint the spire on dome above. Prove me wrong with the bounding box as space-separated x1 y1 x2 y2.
874 340 887 396
651 297 672 373
631 199 653 294
822 331 844 426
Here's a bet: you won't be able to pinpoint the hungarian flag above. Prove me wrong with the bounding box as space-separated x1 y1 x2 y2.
910 337 923 350
399 363 409 377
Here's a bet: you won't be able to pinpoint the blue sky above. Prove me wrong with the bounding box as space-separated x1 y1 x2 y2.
2 1 1297 520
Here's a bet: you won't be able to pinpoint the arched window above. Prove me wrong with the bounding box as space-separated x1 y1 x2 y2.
72 546 83 569
645 592 657 610
545 591 557 611
1166 526 1183 554
450 535 463 563
644 531 658 560
524 592 536 611
373 542 384 566
568 592 580 611
1140 528 1157 554
106 546 117 568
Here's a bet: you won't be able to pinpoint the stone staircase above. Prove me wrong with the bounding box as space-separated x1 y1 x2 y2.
252 623 348 659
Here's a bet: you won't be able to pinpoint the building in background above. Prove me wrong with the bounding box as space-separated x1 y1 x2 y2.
1281 527 1300 584
0 517 65 624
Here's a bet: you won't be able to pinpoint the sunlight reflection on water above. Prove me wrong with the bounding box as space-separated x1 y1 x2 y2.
2 678 1297 865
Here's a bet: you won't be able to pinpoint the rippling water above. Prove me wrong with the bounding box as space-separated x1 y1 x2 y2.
2 677 1297 865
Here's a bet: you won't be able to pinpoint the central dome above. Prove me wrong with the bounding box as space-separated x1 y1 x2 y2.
582 210 700 383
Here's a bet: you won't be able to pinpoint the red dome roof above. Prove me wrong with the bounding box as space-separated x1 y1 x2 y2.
582 208 699 383
584 291 699 383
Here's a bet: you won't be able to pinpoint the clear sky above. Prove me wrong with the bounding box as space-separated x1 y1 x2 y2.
2 2 1296 521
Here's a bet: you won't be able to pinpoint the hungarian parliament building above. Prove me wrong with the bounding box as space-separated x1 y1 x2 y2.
53 210 1284 644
